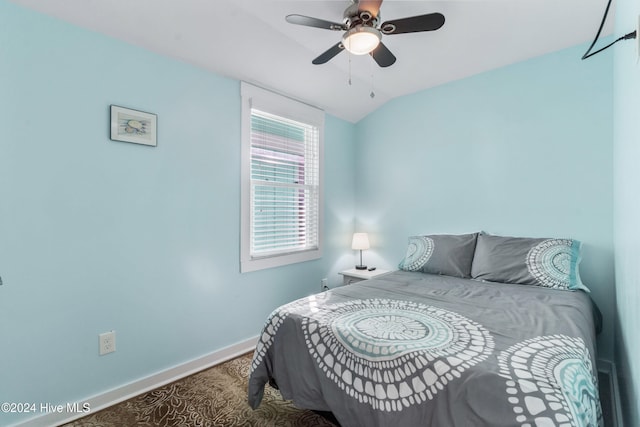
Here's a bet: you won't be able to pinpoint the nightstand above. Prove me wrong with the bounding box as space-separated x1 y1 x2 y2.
339 268 391 285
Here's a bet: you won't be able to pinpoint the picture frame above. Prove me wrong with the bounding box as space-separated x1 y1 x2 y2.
110 105 157 147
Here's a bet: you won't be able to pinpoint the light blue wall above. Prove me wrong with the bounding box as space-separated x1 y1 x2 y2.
0 2 356 425
613 0 640 424
355 44 614 360
1 0 628 425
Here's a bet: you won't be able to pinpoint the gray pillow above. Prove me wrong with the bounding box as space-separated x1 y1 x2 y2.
398 233 478 278
470 233 589 292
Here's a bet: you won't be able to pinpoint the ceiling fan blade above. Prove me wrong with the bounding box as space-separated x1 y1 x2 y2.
381 13 445 35
358 0 383 19
370 42 396 67
312 42 345 65
286 14 346 31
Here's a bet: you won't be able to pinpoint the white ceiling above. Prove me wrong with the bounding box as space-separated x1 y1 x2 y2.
9 0 614 123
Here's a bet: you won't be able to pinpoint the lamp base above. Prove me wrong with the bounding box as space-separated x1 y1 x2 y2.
355 265 368 270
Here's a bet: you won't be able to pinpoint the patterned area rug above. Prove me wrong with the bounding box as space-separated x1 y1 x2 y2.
63 352 337 427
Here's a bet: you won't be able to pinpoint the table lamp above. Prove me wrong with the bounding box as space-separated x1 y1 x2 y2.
352 233 370 270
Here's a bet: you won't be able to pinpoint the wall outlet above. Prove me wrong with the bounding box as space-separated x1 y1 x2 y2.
321 278 329 291
99 331 116 355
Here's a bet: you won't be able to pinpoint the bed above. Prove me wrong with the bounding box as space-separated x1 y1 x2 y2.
248 233 603 427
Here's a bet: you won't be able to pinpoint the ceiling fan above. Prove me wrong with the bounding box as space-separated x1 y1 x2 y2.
286 0 445 68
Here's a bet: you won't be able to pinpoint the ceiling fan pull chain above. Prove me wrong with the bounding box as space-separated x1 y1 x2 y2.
348 51 352 86
370 61 375 98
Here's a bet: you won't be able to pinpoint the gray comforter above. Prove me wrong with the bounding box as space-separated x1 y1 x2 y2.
248 270 602 427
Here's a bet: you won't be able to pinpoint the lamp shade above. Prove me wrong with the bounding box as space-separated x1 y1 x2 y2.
343 26 381 55
351 233 370 250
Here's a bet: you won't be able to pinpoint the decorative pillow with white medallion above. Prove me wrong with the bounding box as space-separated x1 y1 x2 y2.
398 233 478 278
470 233 589 292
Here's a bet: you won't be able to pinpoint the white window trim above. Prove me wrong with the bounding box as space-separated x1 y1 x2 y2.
240 82 324 273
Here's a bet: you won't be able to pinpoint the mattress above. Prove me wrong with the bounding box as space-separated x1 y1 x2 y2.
248 270 602 427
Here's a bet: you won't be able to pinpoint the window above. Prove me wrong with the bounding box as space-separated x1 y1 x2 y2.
240 83 323 272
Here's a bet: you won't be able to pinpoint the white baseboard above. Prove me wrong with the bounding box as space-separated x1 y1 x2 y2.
13 336 258 427
597 358 624 427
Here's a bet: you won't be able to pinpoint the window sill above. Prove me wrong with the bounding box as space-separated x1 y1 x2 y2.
240 248 322 273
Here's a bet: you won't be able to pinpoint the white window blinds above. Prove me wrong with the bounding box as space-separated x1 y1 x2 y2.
250 110 320 257
240 82 324 272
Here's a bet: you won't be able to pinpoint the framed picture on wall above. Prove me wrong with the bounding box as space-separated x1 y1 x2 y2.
110 105 157 147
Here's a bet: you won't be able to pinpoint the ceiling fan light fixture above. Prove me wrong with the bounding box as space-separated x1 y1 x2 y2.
342 25 381 55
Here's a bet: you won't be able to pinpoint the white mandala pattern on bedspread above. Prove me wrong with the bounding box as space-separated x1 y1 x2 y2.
302 298 494 412
498 335 602 427
250 296 310 373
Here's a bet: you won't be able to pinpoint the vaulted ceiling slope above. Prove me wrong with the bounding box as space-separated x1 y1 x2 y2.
9 0 614 123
